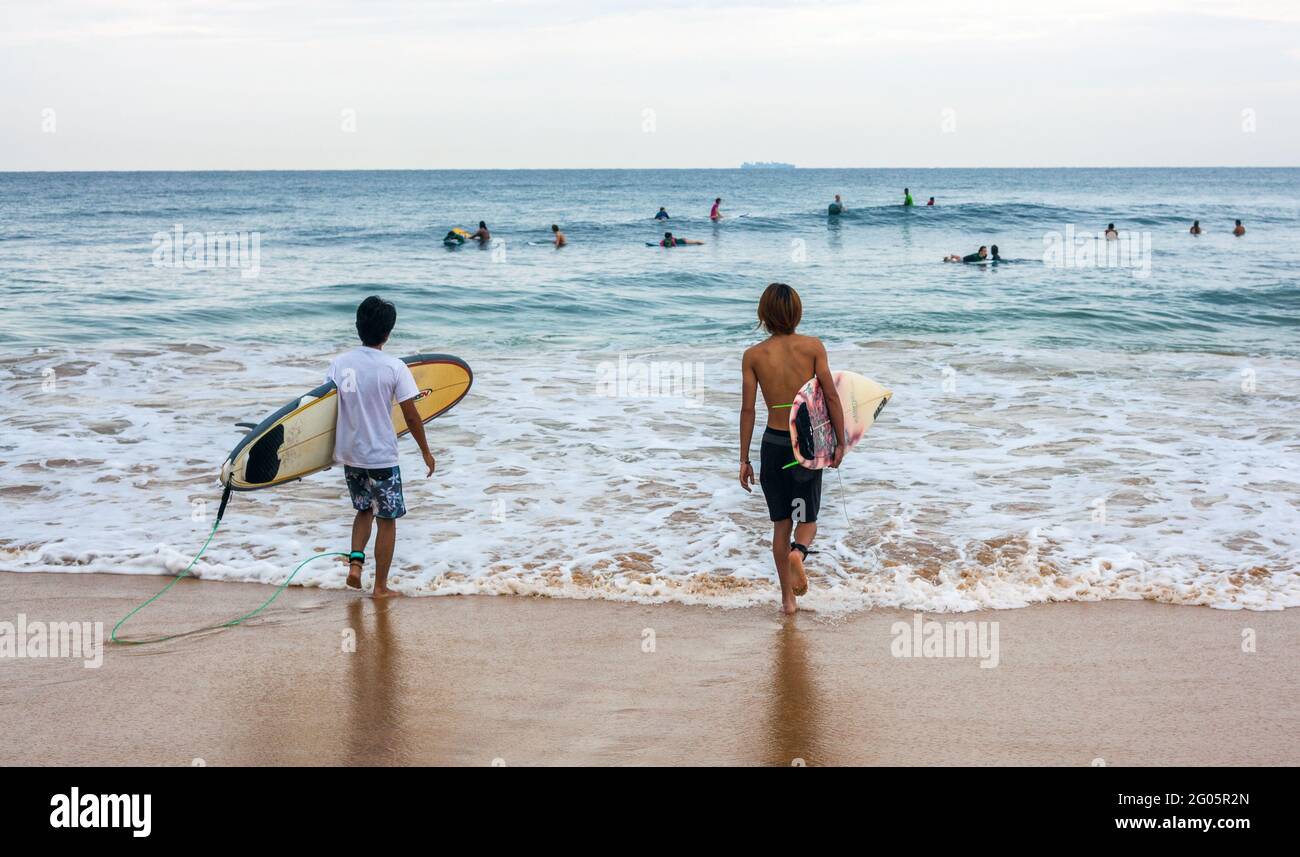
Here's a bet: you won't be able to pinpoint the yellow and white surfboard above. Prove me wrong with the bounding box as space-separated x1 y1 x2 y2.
221 354 472 491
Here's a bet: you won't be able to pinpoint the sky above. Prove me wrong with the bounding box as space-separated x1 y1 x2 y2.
2 0 1299 169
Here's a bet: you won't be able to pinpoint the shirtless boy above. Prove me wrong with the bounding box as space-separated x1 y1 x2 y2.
739 283 846 615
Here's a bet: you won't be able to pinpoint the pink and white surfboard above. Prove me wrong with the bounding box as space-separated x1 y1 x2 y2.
788 371 892 469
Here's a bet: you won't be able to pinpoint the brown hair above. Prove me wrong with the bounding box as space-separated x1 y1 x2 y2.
757 282 801 335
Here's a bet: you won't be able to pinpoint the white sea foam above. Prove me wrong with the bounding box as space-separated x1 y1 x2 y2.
0 341 1297 612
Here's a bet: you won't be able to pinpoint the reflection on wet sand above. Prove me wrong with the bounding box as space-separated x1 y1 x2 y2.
763 618 826 766
4 572 1295 765
343 599 409 765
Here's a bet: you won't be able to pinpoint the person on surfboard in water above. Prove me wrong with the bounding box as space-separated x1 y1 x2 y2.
739 283 846 615
327 296 437 597
943 245 987 263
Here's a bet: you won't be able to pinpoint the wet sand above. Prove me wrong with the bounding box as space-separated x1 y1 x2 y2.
2 571 1296 766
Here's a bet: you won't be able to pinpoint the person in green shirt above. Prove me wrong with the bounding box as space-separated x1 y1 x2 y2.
903 187 914 206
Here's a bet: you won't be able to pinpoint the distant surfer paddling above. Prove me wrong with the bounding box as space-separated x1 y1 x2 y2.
943 245 987 263
328 296 437 597
660 231 703 247
739 283 846 615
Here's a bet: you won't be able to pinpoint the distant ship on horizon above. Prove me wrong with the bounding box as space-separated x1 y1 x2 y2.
740 161 795 170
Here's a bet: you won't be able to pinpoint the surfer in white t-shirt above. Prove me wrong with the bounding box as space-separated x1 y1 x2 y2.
738 283 846 615
326 296 437 597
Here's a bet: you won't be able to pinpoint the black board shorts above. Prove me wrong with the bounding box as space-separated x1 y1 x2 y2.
759 427 822 523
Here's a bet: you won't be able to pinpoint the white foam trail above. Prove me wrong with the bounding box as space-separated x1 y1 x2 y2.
0 341 1296 613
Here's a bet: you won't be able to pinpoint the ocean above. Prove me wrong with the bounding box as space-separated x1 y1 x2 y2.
1 168 1298 611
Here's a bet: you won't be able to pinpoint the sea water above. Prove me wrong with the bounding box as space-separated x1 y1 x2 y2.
1 168 1297 611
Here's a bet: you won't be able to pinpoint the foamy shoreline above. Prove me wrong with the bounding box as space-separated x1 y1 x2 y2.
2 340 1297 612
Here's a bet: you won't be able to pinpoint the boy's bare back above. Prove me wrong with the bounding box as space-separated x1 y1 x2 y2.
744 333 825 428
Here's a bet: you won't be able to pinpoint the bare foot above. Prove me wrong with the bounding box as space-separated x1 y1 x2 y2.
340 556 363 589
372 585 401 598
789 549 808 597
781 594 798 615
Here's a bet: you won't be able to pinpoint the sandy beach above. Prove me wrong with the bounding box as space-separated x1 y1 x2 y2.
2 570 1295 766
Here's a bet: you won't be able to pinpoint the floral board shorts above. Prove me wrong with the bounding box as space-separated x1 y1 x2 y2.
344 465 406 519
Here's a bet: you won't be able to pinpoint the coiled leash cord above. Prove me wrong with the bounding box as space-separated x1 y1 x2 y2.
111 487 347 645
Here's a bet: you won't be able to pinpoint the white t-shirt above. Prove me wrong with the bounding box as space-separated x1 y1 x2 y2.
326 346 420 469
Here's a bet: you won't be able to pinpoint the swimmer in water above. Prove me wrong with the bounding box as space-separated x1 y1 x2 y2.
1233 219 1246 236
655 207 670 220
1190 220 1202 235
903 188 914 206
470 221 490 243
551 224 566 247
927 197 936 206
828 194 844 215
710 198 723 221
990 244 1003 262
1105 223 1119 239
660 232 704 247
943 246 988 263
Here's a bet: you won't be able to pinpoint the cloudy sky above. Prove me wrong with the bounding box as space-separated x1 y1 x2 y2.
2 0 1298 169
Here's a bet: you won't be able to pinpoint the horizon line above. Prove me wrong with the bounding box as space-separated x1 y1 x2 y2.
3 165 1300 174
